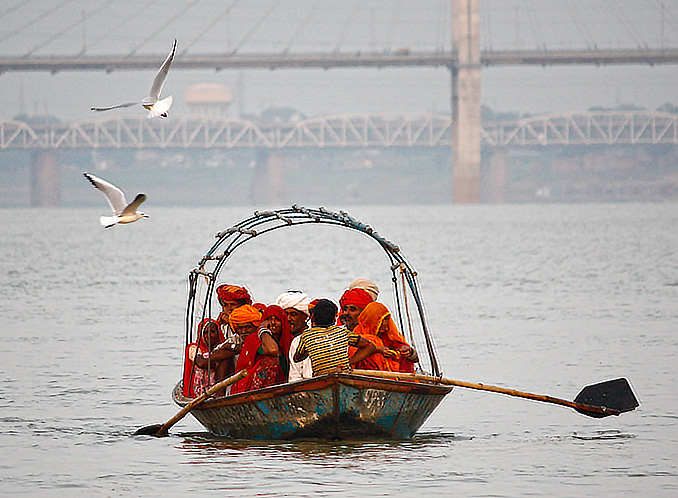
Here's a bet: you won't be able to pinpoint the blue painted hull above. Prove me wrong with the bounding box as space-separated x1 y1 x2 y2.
173 373 452 440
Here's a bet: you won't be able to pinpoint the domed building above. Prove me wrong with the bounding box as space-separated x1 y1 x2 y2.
185 83 234 117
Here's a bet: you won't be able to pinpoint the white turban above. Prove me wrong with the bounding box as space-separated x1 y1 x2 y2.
349 278 380 301
276 290 312 315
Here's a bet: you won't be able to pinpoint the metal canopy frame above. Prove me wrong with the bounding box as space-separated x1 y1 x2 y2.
184 205 441 377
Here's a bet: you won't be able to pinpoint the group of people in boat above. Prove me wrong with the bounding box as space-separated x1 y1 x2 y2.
182 279 419 398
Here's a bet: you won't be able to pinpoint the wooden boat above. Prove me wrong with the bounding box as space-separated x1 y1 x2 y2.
174 205 452 440
173 373 451 440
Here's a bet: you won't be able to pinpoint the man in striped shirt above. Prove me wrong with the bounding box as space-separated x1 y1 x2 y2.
293 299 375 376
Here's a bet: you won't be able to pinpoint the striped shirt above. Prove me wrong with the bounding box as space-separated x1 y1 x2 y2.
295 325 361 376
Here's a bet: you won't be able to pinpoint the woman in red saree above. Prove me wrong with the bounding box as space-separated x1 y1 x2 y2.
351 302 419 373
182 318 227 398
230 305 292 394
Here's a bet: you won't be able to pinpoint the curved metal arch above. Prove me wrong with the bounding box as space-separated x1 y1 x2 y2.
186 205 441 377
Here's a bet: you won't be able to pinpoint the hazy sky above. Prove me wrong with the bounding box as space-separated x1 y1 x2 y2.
0 0 676 121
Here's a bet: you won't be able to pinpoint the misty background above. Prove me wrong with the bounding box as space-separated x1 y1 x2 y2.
1 0 677 206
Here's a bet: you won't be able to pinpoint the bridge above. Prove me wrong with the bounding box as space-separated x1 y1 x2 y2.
3 48 678 73
3 111 677 150
1 0 678 205
11 110 676 207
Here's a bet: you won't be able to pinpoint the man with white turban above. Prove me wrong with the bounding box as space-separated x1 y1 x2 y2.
276 290 313 382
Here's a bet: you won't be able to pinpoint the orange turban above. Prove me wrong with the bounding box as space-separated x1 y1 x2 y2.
229 304 262 330
216 284 252 304
339 288 374 310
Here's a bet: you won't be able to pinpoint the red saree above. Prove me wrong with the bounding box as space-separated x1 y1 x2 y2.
230 305 292 394
182 318 225 397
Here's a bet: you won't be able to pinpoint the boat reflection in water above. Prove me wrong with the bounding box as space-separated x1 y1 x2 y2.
175 206 452 440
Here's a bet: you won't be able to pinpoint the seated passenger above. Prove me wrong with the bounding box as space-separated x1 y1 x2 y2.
293 299 375 376
215 284 253 343
339 287 375 332
230 305 292 394
183 318 229 398
353 302 419 373
228 303 262 347
276 290 313 382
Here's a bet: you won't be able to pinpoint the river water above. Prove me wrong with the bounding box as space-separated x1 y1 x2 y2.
0 203 676 497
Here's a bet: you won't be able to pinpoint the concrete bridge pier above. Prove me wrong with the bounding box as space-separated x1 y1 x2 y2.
30 150 60 207
250 149 286 205
451 0 481 204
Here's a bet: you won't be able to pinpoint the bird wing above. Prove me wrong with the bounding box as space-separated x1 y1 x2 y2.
149 38 177 102
122 193 147 215
83 172 127 214
91 102 142 112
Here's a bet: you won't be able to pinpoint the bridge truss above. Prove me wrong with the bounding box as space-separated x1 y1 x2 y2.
1 111 676 151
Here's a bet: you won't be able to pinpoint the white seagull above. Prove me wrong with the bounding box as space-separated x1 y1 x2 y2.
91 39 177 119
83 172 149 228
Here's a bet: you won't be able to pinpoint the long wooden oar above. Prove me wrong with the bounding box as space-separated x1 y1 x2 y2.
352 369 639 418
135 369 248 437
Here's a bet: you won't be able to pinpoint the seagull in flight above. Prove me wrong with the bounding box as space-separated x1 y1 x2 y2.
83 172 149 228
91 39 177 119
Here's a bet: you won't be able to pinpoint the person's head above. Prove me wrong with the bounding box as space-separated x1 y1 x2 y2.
309 298 338 328
358 302 401 342
377 314 391 337
260 305 286 337
198 318 222 349
229 304 262 339
261 304 293 354
349 278 380 301
339 288 374 331
216 284 252 319
276 290 311 336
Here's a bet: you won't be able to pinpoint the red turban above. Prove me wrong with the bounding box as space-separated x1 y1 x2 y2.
339 288 374 310
216 284 252 305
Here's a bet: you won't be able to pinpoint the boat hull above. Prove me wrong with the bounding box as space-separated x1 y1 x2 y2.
173 373 452 440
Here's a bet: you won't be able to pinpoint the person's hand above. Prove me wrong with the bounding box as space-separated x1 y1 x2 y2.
377 346 398 358
398 345 413 357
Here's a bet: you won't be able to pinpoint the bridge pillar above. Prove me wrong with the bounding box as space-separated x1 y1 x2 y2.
30 150 60 207
451 0 481 204
250 149 286 205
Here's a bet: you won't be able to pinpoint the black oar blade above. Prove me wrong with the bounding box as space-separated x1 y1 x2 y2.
134 424 164 436
573 378 639 418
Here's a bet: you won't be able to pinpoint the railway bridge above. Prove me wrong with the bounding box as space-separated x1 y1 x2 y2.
3 110 676 205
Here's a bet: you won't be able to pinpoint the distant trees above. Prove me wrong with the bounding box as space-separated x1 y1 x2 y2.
657 102 678 114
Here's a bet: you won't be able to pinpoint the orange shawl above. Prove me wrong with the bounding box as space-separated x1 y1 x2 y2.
351 302 415 373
